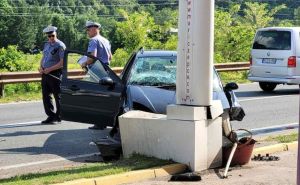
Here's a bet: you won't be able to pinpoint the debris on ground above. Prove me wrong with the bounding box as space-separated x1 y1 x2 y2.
252 153 280 161
169 172 202 182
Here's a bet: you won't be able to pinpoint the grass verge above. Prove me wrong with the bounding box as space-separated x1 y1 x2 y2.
219 71 250 84
0 154 173 185
0 91 41 104
265 132 298 143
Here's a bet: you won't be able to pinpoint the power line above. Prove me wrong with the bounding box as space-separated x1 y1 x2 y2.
0 3 178 9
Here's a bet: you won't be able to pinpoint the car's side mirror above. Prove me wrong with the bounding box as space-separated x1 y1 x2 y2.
224 82 238 91
100 77 114 86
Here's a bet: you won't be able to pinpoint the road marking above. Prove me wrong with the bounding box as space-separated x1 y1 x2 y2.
0 121 42 128
0 153 99 170
0 100 41 106
239 94 297 102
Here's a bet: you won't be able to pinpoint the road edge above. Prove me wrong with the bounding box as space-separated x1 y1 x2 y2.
53 164 187 185
53 141 298 185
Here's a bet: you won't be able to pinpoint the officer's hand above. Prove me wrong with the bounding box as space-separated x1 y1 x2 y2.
81 62 87 68
43 68 51 74
38 67 44 74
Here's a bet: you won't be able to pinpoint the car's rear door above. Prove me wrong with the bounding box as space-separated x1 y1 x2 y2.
251 29 294 78
61 50 125 127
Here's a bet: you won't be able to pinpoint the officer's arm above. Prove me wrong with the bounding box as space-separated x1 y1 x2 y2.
43 59 63 74
109 51 112 61
82 40 97 67
38 56 44 73
84 51 96 66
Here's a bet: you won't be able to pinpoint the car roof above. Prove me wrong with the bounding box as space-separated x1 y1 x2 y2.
257 27 300 32
136 50 177 57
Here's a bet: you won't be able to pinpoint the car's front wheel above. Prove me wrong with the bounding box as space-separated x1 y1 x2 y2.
259 82 277 92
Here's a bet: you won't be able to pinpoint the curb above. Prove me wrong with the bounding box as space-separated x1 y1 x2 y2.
53 164 187 185
252 141 298 156
53 141 298 185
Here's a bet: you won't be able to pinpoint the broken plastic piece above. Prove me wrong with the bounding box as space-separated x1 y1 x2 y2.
170 172 201 181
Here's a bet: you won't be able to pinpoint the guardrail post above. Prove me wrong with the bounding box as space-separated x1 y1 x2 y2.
0 83 4 98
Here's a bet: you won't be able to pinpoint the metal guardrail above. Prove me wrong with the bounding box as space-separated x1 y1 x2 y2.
0 63 249 97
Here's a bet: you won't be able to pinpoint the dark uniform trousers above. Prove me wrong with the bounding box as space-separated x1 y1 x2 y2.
41 70 62 120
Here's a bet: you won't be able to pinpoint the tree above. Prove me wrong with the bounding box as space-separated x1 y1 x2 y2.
241 2 286 29
114 11 156 53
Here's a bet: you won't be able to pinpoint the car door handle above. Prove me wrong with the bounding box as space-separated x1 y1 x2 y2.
69 85 80 91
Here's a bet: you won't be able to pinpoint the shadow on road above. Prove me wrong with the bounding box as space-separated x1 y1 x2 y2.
0 127 109 162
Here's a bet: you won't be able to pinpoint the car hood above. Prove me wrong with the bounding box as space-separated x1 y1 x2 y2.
127 85 230 114
127 85 175 114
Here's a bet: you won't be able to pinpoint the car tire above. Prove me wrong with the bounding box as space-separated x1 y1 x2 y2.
259 82 277 92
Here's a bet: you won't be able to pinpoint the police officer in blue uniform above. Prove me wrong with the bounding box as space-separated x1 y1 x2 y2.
39 26 66 124
81 21 112 67
81 21 113 129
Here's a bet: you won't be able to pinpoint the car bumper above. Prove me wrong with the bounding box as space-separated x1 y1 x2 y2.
248 76 300 84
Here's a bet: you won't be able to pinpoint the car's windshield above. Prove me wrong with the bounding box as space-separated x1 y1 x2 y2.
128 54 223 92
128 56 177 86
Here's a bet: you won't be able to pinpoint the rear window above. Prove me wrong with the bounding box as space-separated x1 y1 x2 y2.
252 30 291 50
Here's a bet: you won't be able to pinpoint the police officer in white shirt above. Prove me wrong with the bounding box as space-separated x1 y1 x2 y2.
82 21 112 67
82 21 113 130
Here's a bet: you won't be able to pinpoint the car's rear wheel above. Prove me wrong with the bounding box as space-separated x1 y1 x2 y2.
259 82 277 92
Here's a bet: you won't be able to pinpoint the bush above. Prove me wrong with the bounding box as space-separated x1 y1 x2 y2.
110 48 130 67
4 83 41 96
0 45 34 72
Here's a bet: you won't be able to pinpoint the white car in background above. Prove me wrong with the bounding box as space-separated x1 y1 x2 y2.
248 27 300 91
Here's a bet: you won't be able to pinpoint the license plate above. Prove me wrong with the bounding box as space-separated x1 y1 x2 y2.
262 58 276 64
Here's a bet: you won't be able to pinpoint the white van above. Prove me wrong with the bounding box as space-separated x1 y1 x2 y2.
248 27 300 91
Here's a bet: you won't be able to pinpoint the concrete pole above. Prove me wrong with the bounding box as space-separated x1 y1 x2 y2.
176 0 214 106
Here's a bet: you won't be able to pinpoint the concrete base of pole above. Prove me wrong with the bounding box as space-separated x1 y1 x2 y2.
119 100 223 172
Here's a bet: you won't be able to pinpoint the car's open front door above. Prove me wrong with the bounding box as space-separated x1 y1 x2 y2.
61 50 124 127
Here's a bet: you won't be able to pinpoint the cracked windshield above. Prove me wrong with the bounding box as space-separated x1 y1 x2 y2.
128 56 177 87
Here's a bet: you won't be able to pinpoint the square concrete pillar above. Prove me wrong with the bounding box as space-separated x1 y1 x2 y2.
119 100 223 171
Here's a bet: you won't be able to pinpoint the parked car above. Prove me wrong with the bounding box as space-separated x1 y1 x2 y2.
61 49 245 129
248 27 300 91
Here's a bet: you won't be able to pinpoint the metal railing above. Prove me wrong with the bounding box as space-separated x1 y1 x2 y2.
0 63 249 97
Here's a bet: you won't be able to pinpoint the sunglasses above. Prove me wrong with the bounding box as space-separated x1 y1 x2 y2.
86 25 98 31
47 35 55 38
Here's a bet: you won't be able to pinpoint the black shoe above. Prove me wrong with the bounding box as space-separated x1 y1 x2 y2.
55 117 62 123
41 117 55 124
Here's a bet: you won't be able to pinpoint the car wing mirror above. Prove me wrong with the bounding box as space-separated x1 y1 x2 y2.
100 77 114 86
224 82 238 91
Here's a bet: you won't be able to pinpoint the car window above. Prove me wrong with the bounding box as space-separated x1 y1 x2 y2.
66 53 108 83
128 56 177 86
253 30 291 50
213 70 223 92
128 55 223 91
85 60 109 82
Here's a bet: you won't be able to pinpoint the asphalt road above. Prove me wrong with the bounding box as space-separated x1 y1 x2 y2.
0 82 298 178
231 82 299 130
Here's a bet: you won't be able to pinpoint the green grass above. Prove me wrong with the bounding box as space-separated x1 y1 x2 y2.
219 71 250 84
0 91 41 104
0 83 42 103
265 132 298 143
0 154 173 185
